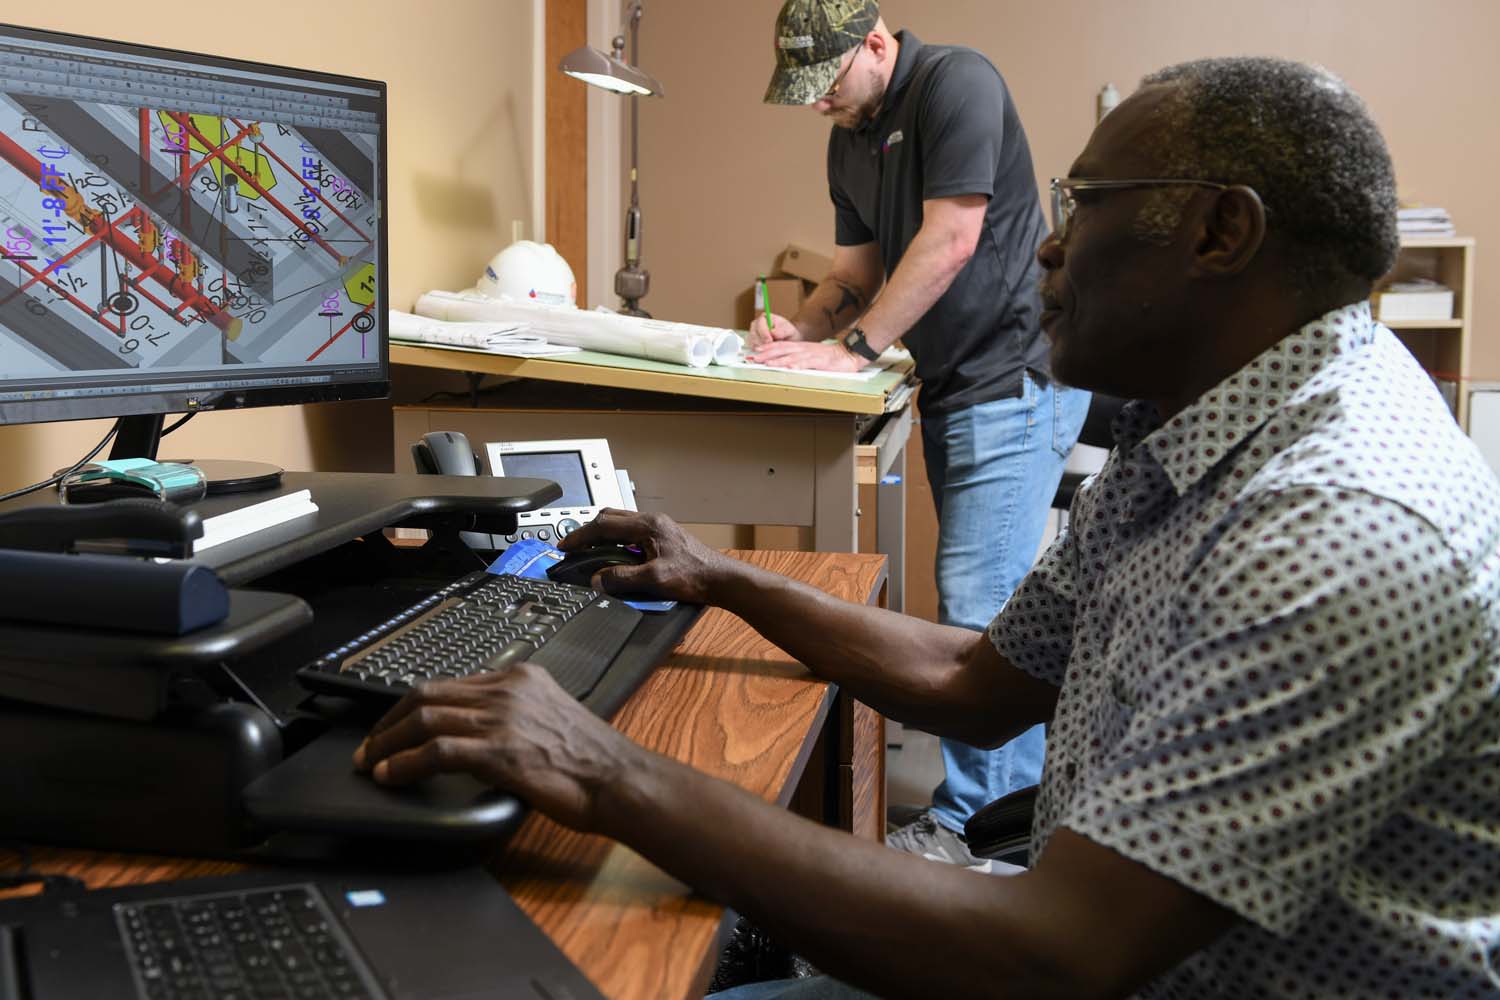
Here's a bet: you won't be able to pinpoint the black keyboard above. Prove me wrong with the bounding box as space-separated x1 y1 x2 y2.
116 884 381 999
296 571 643 703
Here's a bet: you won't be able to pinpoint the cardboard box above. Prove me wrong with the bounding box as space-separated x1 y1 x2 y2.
735 276 805 329
777 244 834 285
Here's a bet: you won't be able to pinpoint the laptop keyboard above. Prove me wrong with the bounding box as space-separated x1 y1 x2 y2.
116 884 382 999
295 571 643 704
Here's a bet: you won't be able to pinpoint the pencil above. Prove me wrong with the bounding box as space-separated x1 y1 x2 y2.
759 276 774 335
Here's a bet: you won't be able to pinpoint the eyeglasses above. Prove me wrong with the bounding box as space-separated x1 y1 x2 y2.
819 40 864 101
1048 177 1234 238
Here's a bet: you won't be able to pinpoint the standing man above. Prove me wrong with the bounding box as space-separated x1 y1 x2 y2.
748 0 1089 865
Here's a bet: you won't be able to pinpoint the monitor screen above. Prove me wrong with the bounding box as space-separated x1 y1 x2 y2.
0 22 388 431
498 452 594 509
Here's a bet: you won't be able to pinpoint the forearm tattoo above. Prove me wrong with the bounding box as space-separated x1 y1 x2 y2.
821 280 868 333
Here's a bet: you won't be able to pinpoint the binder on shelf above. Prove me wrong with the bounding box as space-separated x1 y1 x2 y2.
1376 280 1454 322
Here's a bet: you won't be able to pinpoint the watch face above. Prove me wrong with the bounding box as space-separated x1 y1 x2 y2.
846 328 879 361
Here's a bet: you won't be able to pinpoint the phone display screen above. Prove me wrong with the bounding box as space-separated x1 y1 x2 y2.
501 452 593 508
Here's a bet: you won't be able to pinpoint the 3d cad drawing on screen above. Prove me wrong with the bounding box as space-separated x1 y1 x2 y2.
0 34 381 384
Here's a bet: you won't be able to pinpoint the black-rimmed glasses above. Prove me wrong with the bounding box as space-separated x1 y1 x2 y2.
820 40 864 101
1048 177 1235 237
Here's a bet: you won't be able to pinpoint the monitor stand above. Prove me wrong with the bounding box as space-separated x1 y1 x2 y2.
112 413 284 495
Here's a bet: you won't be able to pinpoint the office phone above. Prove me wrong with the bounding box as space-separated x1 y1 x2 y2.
413 431 633 550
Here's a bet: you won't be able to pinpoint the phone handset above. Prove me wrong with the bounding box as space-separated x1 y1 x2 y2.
411 431 496 550
411 431 481 476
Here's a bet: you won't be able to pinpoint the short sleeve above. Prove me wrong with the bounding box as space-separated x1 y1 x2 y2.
827 134 874 247
915 52 1005 201
989 524 1079 687
1053 487 1490 935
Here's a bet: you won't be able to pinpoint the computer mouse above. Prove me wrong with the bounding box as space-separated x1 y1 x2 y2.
546 543 646 588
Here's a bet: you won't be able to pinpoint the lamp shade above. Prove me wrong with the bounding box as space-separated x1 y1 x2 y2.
559 45 663 97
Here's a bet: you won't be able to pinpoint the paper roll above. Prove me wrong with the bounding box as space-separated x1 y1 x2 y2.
712 330 743 366
413 290 738 369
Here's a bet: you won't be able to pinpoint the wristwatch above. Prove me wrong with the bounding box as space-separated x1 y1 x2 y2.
841 326 881 362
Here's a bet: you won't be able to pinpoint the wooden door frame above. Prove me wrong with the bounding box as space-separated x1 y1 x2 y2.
546 0 589 306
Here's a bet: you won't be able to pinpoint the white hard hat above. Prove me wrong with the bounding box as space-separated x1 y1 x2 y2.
476 241 577 307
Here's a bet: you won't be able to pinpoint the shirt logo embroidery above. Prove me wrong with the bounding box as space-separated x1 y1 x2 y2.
883 130 905 153
778 35 814 49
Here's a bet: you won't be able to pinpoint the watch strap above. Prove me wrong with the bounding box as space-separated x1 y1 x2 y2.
842 326 881 362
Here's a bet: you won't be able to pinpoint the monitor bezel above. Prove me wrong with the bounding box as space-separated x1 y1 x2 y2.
0 20 391 430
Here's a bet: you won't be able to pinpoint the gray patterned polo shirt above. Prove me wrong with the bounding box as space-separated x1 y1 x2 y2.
991 301 1500 997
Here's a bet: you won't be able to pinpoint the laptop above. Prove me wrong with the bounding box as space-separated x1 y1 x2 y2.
0 865 605 1000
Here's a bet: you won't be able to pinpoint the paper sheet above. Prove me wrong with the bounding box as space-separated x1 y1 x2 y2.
389 310 581 357
414 290 742 369
727 345 911 381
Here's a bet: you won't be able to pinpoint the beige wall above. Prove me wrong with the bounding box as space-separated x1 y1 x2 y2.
634 0 1500 382
626 0 1500 620
0 0 535 491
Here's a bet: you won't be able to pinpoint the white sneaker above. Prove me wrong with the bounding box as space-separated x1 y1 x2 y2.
885 809 987 868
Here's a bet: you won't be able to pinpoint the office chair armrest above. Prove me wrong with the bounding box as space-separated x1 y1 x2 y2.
1051 471 1089 514
964 785 1039 864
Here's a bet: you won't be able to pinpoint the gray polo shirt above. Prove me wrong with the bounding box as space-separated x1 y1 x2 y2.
827 31 1051 414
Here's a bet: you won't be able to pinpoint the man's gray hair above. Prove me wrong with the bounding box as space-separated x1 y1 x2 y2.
1141 57 1399 290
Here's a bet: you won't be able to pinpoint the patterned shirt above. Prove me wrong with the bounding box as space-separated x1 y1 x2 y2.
990 302 1500 998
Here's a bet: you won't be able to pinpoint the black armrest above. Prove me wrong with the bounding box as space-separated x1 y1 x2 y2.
964 785 1039 866
1050 471 1089 514
0 499 202 558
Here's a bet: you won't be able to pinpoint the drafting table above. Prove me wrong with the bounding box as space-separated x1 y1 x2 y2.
390 343 917 612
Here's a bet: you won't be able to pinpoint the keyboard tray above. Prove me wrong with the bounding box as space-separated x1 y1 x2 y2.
242 601 701 844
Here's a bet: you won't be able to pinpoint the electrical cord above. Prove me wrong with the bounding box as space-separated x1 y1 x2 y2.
160 411 194 436
0 412 196 508
0 422 119 506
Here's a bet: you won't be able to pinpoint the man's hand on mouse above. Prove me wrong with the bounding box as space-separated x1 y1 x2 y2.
352 664 647 831
558 510 732 604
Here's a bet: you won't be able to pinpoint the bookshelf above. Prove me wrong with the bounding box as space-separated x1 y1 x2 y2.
1377 236 1475 426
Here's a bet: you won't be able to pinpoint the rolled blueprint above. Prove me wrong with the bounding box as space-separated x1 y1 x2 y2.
712 330 744 366
413 289 741 369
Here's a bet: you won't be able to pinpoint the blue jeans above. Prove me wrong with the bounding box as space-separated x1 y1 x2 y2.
920 374 1089 833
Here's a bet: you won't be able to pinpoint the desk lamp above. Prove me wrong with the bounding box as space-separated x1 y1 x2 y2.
559 1 663 318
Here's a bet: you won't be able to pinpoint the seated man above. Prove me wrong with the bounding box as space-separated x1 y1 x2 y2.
355 57 1500 999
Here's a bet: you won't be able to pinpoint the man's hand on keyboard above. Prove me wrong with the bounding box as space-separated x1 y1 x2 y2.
352 664 643 831
559 509 732 604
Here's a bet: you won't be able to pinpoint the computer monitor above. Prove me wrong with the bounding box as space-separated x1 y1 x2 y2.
0 22 388 468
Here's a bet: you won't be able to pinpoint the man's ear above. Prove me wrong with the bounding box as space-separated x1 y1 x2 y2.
865 30 888 61
1192 185 1267 276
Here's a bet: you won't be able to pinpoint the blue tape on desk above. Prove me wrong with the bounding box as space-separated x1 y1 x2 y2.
487 540 677 612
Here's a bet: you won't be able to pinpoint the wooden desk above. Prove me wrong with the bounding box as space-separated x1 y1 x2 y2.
392 344 916 614
4 549 888 1000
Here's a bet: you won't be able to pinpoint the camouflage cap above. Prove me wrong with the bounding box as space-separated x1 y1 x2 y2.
764 0 880 106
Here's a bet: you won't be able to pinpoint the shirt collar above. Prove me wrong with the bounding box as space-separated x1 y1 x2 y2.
1134 301 1379 496
857 30 922 132
884 30 922 105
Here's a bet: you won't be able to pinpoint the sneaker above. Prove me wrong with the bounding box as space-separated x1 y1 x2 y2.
885 809 993 872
